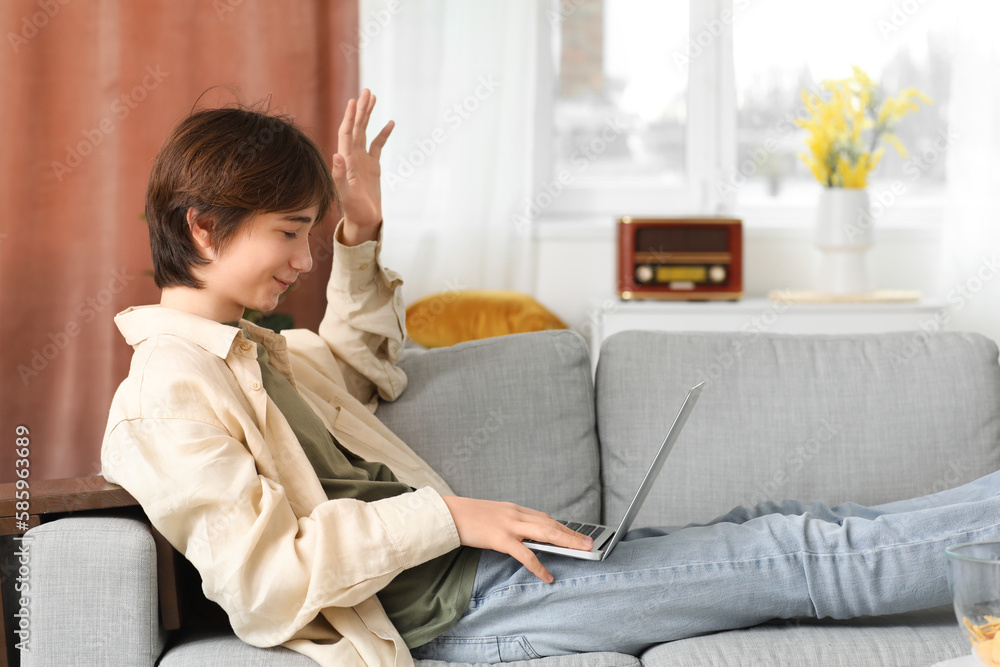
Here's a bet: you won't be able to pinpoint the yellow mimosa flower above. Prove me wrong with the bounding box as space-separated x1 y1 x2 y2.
796 66 931 188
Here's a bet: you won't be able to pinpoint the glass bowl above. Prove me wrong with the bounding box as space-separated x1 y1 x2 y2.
946 541 1000 666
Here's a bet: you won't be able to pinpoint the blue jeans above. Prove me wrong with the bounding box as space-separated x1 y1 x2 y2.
411 470 1000 662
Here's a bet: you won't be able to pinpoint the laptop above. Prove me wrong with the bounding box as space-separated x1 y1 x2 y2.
524 381 704 561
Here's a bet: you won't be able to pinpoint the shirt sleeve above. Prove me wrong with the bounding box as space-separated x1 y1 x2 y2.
315 219 408 408
102 414 460 648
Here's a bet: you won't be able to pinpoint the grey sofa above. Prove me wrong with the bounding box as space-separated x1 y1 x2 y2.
20 328 1000 666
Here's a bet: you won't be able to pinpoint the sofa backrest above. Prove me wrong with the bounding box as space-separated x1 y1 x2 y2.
595 330 1000 527
376 330 602 522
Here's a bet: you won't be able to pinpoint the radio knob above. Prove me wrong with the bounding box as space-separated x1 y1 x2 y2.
635 264 654 283
708 265 727 283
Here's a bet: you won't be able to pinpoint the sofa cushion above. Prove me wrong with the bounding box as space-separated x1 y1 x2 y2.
377 330 601 521
417 653 640 667
639 606 968 666
595 331 1000 527
160 632 639 666
159 631 317 665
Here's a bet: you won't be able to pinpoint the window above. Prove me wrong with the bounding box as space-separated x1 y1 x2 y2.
548 0 961 226
553 0 688 185
732 0 953 210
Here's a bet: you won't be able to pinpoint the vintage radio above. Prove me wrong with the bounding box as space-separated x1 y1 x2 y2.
617 216 743 300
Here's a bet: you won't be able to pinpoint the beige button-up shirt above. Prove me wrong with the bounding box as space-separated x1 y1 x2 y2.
102 227 460 666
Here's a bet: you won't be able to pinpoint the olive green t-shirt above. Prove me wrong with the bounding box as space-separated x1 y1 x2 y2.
232 325 479 648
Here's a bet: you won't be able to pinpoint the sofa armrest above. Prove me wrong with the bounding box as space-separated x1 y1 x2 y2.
19 516 165 666
2 476 185 665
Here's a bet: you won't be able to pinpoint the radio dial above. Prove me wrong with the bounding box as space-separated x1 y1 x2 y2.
708 265 727 284
635 264 654 283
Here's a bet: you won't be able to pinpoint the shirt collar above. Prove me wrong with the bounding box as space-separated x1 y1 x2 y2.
114 305 288 358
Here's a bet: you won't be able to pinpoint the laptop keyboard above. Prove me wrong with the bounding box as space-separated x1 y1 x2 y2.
557 520 606 538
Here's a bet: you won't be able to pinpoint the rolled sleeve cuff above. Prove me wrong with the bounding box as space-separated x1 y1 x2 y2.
331 219 399 295
373 487 461 569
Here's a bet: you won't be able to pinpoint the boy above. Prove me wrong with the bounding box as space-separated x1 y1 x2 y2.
103 90 589 666
103 91 1000 665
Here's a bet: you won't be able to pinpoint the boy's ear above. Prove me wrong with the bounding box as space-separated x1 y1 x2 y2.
185 208 215 257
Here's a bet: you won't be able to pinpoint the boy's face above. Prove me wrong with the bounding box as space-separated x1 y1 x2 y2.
200 206 318 321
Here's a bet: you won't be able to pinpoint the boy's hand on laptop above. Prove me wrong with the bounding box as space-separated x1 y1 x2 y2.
442 495 593 583
333 88 394 246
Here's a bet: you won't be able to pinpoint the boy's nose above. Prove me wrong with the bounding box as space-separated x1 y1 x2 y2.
292 245 313 274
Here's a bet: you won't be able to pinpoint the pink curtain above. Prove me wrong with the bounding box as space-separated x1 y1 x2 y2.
1 0 359 482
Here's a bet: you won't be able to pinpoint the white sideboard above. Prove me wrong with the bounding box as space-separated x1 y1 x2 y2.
586 296 948 370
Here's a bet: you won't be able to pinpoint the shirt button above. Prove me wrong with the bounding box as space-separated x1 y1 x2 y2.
250 381 262 391
241 342 253 352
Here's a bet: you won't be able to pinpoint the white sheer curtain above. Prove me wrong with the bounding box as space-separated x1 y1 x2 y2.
940 6 1000 343
359 1 542 303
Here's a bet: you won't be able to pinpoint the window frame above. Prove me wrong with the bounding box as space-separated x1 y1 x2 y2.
537 0 947 231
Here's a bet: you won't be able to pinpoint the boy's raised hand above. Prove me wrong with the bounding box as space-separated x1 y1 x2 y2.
333 89 394 246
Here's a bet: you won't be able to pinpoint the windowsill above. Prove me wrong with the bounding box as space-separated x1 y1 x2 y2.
385 192 944 243
531 177 945 240
534 211 942 242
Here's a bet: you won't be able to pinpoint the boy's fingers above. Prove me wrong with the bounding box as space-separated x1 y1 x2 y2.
517 508 593 551
363 91 376 128
331 154 346 185
338 98 356 157
538 522 593 552
369 121 394 160
509 543 554 584
353 89 371 149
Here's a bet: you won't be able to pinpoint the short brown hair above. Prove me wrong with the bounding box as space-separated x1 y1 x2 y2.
146 105 336 288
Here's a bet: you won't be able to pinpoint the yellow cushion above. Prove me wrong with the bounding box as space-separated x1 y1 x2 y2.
406 290 568 348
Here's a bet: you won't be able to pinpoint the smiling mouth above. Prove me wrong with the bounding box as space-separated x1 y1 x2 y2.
275 278 291 290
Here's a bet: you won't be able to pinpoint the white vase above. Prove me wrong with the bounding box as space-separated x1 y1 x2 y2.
815 187 873 294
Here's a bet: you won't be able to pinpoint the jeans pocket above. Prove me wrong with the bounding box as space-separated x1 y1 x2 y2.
497 635 542 662
411 634 542 663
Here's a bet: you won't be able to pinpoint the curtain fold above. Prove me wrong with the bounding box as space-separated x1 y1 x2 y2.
360 0 541 304
1 0 358 483
940 6 1000 343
